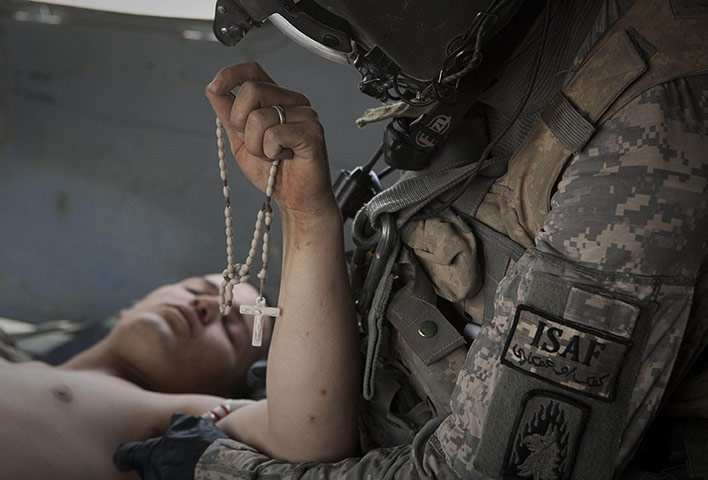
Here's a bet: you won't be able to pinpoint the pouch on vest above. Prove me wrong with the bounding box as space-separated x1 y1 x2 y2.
386 249 467 411
359 246 467 450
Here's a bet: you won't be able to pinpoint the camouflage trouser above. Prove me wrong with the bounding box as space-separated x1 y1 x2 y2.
196 74 708 480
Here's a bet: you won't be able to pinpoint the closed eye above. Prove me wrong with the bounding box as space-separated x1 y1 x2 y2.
184 277 219 296
202 277 221 294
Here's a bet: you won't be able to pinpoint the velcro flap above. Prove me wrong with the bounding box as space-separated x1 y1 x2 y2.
670 0 708 18
387 285 465 366
564 287 640 339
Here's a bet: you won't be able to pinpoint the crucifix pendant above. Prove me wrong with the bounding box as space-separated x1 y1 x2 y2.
240 296 280 347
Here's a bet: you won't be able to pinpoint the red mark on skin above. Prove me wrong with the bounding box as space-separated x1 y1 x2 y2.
320 389 327 397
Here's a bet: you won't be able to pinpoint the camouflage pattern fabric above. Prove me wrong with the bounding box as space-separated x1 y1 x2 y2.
540 75 708 467
195 5 708 480
197 432 462 480
438 74 708 478
196 73 708 480
401 214 482 304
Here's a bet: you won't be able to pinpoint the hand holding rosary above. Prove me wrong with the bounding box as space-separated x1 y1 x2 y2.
215 105 287 347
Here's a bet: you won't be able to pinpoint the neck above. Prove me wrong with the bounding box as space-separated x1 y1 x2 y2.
59 340 151 389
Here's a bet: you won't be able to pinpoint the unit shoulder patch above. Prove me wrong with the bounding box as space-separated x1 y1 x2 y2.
501 305 631 400
503 391 589 480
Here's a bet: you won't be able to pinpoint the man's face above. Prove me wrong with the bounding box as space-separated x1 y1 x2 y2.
107 275 272 397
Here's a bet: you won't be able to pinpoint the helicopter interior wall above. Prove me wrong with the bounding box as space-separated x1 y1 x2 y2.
0 2 381 325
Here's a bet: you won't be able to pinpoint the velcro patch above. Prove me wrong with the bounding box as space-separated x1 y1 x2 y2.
503 391 588 480
502 305 631 400
564 287 639 339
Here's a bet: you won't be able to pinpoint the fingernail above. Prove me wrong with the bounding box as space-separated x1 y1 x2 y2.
208 76 223 94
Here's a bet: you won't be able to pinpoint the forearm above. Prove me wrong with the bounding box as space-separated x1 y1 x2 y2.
223 201 360 462
205 63 360 462
269 201 360 460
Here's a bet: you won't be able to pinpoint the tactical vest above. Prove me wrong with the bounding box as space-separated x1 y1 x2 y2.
361 0 708 474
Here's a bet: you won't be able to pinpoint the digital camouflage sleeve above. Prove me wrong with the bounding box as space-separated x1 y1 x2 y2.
195 64 708 480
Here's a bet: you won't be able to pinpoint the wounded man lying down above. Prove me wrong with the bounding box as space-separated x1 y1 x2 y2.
0 275 273 480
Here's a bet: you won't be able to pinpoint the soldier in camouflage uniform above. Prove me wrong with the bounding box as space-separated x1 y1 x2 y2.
116 0 708 478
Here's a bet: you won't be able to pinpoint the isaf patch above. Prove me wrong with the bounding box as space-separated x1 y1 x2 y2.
502 305 631 400
503 392 588 480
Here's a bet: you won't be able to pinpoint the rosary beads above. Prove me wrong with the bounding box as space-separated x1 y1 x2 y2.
216 109 282 347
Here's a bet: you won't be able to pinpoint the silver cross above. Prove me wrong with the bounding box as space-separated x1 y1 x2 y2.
240 296 280 347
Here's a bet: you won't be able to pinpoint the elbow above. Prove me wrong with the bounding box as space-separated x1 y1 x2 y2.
269 413 359 463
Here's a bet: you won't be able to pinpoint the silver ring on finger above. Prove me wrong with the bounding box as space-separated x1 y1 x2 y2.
272 105 286 125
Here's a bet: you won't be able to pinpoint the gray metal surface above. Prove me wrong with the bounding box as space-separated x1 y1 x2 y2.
0 2 382 323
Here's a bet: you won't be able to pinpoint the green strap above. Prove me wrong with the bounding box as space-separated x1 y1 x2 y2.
362 241 400 401
386 251 465 366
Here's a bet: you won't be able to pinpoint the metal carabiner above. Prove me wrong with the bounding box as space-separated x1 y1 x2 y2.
355 213 398 318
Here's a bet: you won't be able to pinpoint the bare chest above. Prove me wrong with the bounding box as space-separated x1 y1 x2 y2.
0 362 154 480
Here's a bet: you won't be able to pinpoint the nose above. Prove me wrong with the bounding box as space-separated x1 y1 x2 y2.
190 296 220 326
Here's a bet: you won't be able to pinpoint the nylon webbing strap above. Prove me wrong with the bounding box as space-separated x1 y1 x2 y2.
386 257 465 366
670 0 708 18
356 126 494 233
447 175 498 218
541 92 596 153
362 241 400 401
361 154 503 229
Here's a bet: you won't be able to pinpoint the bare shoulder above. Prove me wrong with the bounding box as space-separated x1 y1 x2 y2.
0 362 154 479
0 360 230 479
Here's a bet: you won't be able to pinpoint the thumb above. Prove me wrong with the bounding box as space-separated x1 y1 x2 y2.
205 62 276 147
205 87 243 149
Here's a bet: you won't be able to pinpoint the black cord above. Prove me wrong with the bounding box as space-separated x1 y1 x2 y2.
391 75 437 107
377 165 395 179
383 0 511 106
364 145 383 172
